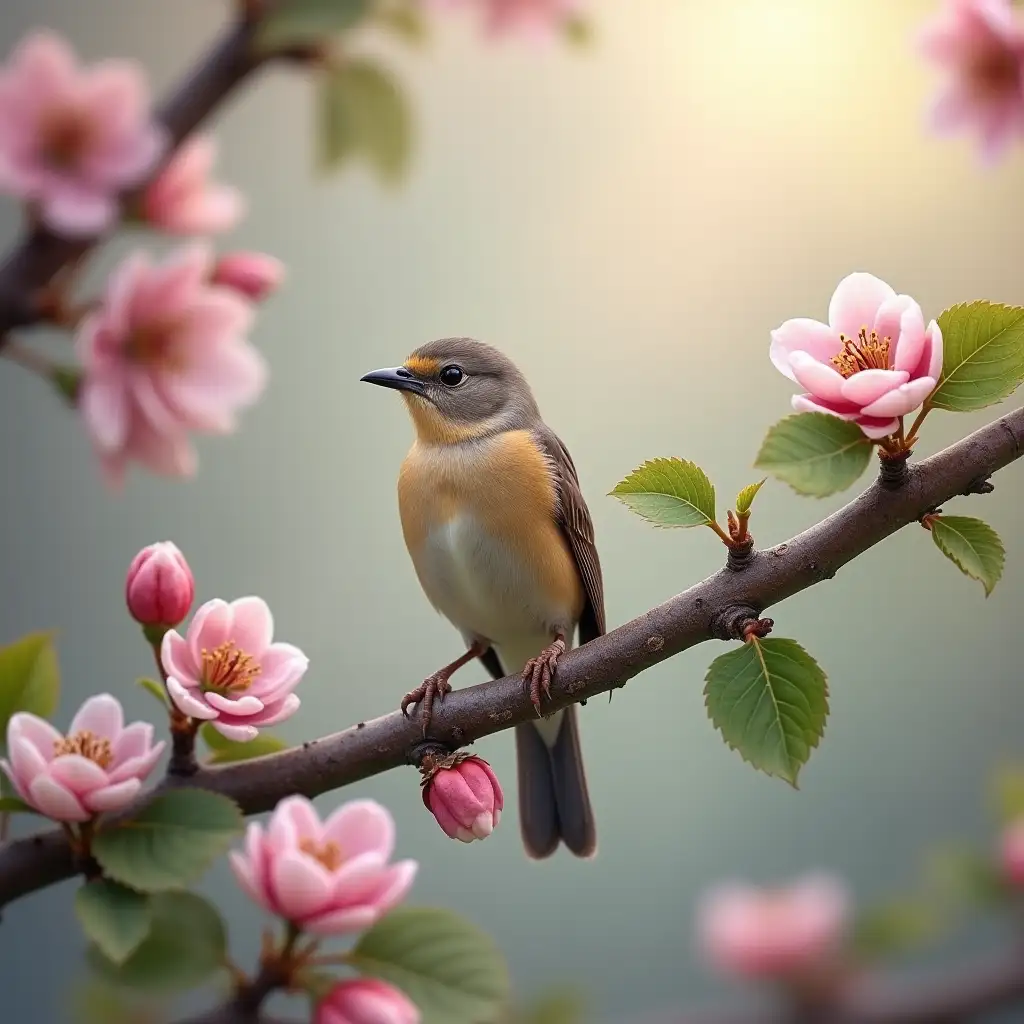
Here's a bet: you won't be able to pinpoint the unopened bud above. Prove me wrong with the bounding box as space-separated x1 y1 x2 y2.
211 251 284 302
125 541 194 629
421 752 503 843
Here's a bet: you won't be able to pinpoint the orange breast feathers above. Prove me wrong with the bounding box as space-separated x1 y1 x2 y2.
397 429 585 622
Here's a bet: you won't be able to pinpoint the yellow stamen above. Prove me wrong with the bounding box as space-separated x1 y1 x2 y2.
53 729 113 769
830 327 891 378
200 640 261 693
299 837 344 871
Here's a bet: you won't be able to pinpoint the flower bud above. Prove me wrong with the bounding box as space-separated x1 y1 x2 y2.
421 752 503 842
125 541 194 628
315 978 419 1024
211 251 284 302
1001 820 1024 886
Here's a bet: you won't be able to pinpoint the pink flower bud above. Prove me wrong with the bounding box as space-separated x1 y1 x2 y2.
1001 820 1024 886
421 753 503 843
125 541 194 628
211 251 284 302
315 979 419 1024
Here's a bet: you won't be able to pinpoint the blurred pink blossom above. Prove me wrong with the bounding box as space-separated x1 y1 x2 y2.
125 540 194 628
315 979 420 1024
230 795 418 934
161 596 307 741
76 243 267 487
422 753 503 843
919 0 1024 162
212 251 284 302
1000 819 1024 885
0 31 164 236
1 694 164 822
697 874 850 981
432 0 580 38
770 272 943 440
141 135 244 235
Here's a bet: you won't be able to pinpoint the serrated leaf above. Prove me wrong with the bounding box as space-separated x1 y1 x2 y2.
735 478 766 516
135 678 168 709
991 764 1024 824
755 412 873 497
0 795 36 814
255 0 372 51
610 458 716 528
350 907 509 1024
704 637 829 786
929 300 1024 412
317 59 412 182
76 880 152 966
928 847 1009 911
199 722 288 764
0 631 60 747
87 891 226 994
929 515 1005 596
92 790 244 893
850 898 944 961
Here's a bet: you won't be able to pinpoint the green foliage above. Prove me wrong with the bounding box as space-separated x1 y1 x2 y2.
135 678 169 709
255 0 372 51
609 458 716 528
87 891 227 994
755 412 873 497
929 301 1024 412
850 897 944 961
0 795 35 814
928 847 1009 912
76 880 152 966
350 907 510 1024
929 515 1005 597
734 478 766 516
70 979 158 1024
704 637 829 787
317 59 412 182
92 790 244 893
991 764 1024 824
199 722 288 764
373 1 429 44
505 991 587 1024
562 14 594 47
0 631 60 745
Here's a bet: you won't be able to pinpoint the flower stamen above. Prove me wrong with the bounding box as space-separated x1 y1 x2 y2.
39 104 93 171
831 327 891 378
200 640 261 693
299 837 344 871
53 729 113 768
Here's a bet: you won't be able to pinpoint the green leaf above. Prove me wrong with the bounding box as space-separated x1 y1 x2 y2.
317 59 412 182
704 637 829 787
70 979 157 1024
350 907 509 1024
0 631 60 746
199 722 288 764
135 678 168 709
991 764 1024 824
928 847 1009 911
754 412 873 497
561 14 594 47
734 478 766 516
87 891 226 994
929 515 1005 596
850 898 944 961
519 991 586 1024
929 300 1024 412
374 3 428 44
92 790 244 893
76 880 152 966
0 795 36 814
609 458 716 528
256 0 372 51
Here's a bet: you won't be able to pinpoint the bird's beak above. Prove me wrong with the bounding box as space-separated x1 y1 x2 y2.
359 366 426 396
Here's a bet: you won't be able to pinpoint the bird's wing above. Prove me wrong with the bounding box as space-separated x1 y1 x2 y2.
534 427 606 644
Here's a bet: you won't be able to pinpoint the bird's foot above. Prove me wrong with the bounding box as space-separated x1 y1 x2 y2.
523 637 566 717
401 672 453 736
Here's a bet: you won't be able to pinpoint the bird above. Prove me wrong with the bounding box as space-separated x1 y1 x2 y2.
360 338 605 859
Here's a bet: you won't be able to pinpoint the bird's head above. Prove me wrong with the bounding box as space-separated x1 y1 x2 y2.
360 337 539 444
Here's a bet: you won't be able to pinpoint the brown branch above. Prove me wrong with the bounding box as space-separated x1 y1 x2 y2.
0 15 268 341
1 403 1022 910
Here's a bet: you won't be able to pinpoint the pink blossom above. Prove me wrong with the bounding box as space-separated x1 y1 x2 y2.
125 541 194 628
432 0 579 38
0 31 164 236
770 273 943 440
918 0 1024 163
697 874 850 981
140 135 244 235
212 252 284 303
229 795 418 934
1000 820 1024 885
422 754 503 843
75 243 267 488
0 694 165 822
160 596 307 742
316 979 420 1024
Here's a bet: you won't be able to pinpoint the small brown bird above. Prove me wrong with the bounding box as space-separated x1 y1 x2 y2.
361 338 604 858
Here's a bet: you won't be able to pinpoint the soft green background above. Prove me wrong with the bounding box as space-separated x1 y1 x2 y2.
1 1 1022 1021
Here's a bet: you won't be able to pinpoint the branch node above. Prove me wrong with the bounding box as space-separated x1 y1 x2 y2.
962 474 995 495
709 605 763 642
742 618 775 642
410 741 451 773
167 720 199 777
726 537 755 571
878 448 912 490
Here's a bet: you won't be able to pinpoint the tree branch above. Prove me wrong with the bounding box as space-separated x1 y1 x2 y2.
0 15 268 340
1 404 1021 910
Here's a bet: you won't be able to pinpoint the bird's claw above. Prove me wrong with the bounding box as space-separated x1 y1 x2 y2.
401 673 453 736
523 638 566 717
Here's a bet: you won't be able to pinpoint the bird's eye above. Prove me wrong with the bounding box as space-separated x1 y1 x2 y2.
439 365 464 387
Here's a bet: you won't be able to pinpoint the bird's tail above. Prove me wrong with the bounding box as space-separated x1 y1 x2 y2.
514 707 597 859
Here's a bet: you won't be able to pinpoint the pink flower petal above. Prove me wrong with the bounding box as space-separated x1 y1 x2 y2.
859 377 937 418
827 272 896 339
303 906 379 936
854 416 901 440
328 852 390 905
166 676 218 720
769 318 840 381
919 321 944 381
270 848 334 921
84 778 141 813
250 643 308 699
788 351 847 403
269 795 322 848
8 733 50 793
187 598 233 667
42 186 117 237
112 721 155 764
68 693 123 739
79 373 128 452
0 759 25 801
840 369 910 406
210 721 259 742
791 394 860 420
229 849 266 907
223 693 299 729
228 596 275 658
161 630 198 688
323 799 396 859
108 742 165 785
368 860 419 914
8 712 62 760
204 691 264 717
49 754 109 795
889 299 927 374
28 773 89 821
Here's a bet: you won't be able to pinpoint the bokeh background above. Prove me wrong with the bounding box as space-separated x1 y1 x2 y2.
1 0 1022 1020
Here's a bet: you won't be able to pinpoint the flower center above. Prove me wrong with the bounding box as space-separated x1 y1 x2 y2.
39 104 93 171
125 320 185 370
968 45 1019 98
53 729 113 768
298 837 343 871
200 640 261 693
830 327 891 378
